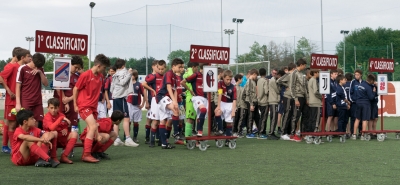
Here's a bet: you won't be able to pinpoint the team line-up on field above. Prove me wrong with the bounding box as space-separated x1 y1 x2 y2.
0 47 380 167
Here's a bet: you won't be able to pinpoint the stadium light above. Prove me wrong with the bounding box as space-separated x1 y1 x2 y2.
224 29 234 67
89 2 96 69
233 18 244 74
25 37 34 52
340 30 349 72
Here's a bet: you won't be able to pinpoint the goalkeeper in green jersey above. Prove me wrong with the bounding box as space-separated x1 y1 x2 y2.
183 62 199 138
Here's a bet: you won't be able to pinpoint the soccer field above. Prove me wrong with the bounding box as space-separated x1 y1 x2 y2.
1 110 400 185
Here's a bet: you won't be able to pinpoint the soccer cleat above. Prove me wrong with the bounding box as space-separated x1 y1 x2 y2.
114 138 124 146
51 158 60 164
268 134 280 140
233 133 238 137
281 134 291 141
91 153 102 161
246 133 256 138
145 138 150 144
81 154 100 163
68 150 74 158
35 158 51 167
292 135 302 142
60 155 73 164
360 135 365 141
2 146 11 154
98 152 111 160
351 134 357 140
192 130 197 136
124 138 139 147
48 158 60 168
161 143 176 149
257 134 268 139
133 137 139 143
237 132 244 138
215 130 224 136
197 131 203 137
149 141 155 148
277 129 283 135
174 140 184 145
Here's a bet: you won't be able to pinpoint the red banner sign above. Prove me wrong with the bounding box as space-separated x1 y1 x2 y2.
369 58 395 72
35 30 88 55
190 45 230 64
310 53 338 70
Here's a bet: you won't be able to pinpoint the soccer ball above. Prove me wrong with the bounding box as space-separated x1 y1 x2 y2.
11 108 24 116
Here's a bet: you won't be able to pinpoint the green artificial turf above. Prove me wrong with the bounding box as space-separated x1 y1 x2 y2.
1 110 400 185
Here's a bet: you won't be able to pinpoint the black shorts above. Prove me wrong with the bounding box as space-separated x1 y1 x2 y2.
278 102 285 114
113 98 129 118
325 102 337 117
356 103 371 121
371 103 378 119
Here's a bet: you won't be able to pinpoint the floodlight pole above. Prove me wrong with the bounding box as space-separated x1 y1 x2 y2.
89 2 96 69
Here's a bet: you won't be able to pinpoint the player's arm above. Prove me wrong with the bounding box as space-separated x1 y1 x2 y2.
142 81 155 95
180 79 193 96
117 69 133 86
39 69 49 86
181 73 196 96
17 133 45 143
15 82 22 111
44 115 65 131
139 84 145 108
231 87 237 117
73 86 79 112
167 84 177 103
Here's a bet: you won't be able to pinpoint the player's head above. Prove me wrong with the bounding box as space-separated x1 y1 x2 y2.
132 69 138 81
296 58 307 71
277 69 286 79
188 62 199 72
157 60 167 75
110 110 124 125
330 69 338 79
115 59 126 69
179 63 185 74
336 74 346 85
32 53 45 68
94 54 111 73
354 69 363 80
171 58 184 73
16 109 35 127
337 69 344 76
223 70 233 85
16 48 31 64
47 98 60 116
281 66 289 73
12 47 22 60
271 68 278 78
345 72 353 81
109 66 117 76
71 56 83 74
152 60 159 73
367 74 376 84
234 74 243 85
248 69 259 80
310 69 320 77
288 63 296 71
259 68 266 77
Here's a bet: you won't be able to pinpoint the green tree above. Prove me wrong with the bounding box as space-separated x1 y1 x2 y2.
295 37 319 64
168 50 190 65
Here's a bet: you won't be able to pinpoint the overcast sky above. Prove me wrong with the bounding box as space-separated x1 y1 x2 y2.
1 0 399 63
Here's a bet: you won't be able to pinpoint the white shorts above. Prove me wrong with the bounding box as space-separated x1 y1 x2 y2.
149 98 160 120
128 104 142 122
108 100 113 117
158 96 173 121
97 101 107 119
191 96 208 119
220 102 234 123
179 103 186 120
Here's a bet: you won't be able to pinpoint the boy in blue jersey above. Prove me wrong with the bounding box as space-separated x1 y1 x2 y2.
352 74 376 140
349 69 363 138
369 75 379 138
344 73 353 136
336 75 350 132
325 70 338 132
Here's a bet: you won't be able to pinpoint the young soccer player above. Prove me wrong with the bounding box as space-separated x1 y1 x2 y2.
214 70 236 145
369 76 379 137
127 70 145 143
277 63 296 140
104 66 116 118
183 62 199 138
16 52 48 129
80 110 124 160
268 70 285 140
352 74 375 140
156 58 184 149
349 69 363 137
336 75 350 132
73 54 110 163
43 98 78 164
181 63 210 137
308 69 322 132
0 47 24 153
175 65 185 144
325 69 338 132
276 66 289 134
256 68 269 139
143 60 167 147
211 68 225 133
344 73 353 137
233 74 244 137
12 109 59 167
243 69 259 138
110 59 138 147
142 60 158 144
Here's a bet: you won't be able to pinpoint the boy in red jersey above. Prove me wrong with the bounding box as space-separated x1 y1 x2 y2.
80 110 124 160
0 47 23 153
43 98 78 164
11 109 59 167
15 53 48 129
127 70 145 143
73 54 110 163
175 65 185 144
142 60 166 147
156 58 184 149
181 63 208 137
142 60 158 144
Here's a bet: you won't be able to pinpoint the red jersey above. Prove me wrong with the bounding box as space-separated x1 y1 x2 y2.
156 70 177 103
127 81 144 106
176 75 184 103
0 62 20 105
43 112 68 133
75 70 104 110
218 81 237 103
12 126 43 156
185 72 206 98
64 73 79 97
98 118 113 133
16 65 44 106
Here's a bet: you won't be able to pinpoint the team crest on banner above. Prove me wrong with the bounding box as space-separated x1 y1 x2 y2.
203 66 218 92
